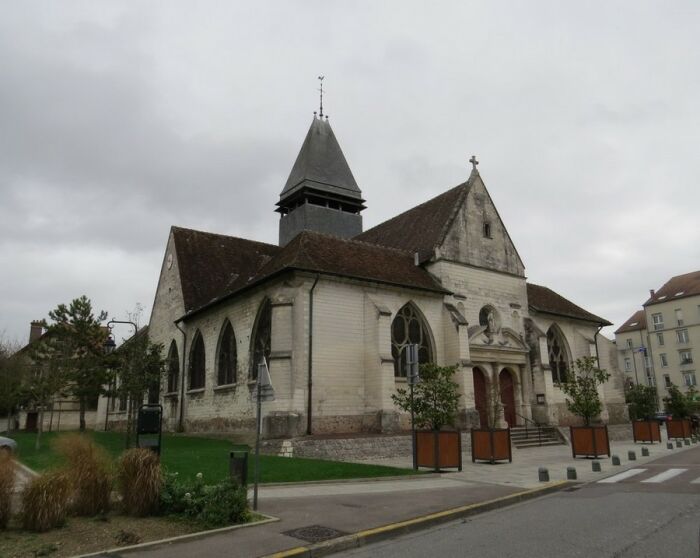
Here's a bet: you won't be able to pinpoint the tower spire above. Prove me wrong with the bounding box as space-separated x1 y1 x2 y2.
318 75 324 117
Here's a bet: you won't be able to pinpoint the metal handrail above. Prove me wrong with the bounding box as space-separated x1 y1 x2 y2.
514 412 543 446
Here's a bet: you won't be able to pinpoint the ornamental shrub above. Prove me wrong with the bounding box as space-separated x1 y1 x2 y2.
117 448 161 516
558 357 611 426
21 471 71 532
625 384 658 421
0 452 15 529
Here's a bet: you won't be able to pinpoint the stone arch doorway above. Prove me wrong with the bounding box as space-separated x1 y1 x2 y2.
472 367 488 428
499 368 516 427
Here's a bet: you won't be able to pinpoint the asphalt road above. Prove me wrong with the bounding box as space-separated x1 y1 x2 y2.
333 445 700 558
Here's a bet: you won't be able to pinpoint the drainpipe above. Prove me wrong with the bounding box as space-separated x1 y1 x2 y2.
593 323 604 367
307 275 320 435
175 320 187 432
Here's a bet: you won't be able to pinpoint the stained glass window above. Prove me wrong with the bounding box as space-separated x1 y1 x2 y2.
391 303 433 377
251 299 272 380
547 326 569 384
217 321 237 385
189 331 206 390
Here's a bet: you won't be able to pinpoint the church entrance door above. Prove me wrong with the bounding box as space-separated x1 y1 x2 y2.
472 367 488 428
499 369 516 428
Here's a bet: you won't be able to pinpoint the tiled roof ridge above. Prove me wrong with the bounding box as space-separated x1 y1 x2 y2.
295 229 421 257
171 225 278 250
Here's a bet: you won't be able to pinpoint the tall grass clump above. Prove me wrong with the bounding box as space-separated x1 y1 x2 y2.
117 448 161 516
54 433 112 515
0 452 15 529
21 471 71 532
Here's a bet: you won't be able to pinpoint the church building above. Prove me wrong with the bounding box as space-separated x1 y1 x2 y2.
136 112 626 438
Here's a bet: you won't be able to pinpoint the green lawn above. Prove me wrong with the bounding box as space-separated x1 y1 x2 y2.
9 431 416 484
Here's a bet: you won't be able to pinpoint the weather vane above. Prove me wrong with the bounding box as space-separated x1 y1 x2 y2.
318 75 325 117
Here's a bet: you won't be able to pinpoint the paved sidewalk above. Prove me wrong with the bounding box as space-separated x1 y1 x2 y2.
122 433 697 558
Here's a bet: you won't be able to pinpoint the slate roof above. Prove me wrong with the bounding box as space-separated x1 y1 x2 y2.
279 117 363 203
527 283 611 325
173 227 448 319
355 177 473 261
614 310 646 334
643 270 700 306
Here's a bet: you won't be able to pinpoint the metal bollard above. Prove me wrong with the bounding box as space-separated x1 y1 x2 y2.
612 455 621 466
641 447 649 457
592 461 601 472
667 442 674 450
538 467 550 482
628 450 636 461
684 439 690 446
567 466 577 480
676 440 683 448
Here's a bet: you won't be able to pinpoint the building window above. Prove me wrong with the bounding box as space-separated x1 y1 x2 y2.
683 371 697 387
626 338 633 349
657 333 664 346
675 309 684 327
677 329 690 344
217 320 237 385
547 325 569 383
167 341 179 393
646 370 656 387
644 356 652 369
660 353 668 367
624 358 631 372
483 222 492 238
663 374 672 388
679 350 693 365
652 313 664 330
189 331 206 390
250 299 272 380
391 303 433 377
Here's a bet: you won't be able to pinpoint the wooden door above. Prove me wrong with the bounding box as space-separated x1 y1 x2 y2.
473 368 488 427
499 369 516 427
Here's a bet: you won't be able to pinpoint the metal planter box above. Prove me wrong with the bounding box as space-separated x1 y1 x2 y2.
632 420 661 444
471 428 512 464
666 419 692 439
415 430 462 471
570 425 610 458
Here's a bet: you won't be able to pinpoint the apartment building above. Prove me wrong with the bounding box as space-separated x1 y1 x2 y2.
615 270 700 407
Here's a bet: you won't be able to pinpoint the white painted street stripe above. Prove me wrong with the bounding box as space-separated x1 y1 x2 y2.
598 469 647 483
691 477 700 485
641 468 687 484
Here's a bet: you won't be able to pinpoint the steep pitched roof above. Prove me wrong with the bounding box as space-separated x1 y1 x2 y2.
527 283 611 326
172 227 280 314
614 310 646 334
279 117 363 203
644 270 700 306
355 176 473 260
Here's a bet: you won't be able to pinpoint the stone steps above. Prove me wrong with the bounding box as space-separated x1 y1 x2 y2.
510 426 564 449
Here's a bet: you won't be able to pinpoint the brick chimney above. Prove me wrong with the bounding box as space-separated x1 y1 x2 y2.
649 289 656 299
29 320 44 343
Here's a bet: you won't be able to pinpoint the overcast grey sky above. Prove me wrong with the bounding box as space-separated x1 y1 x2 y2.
2 1 699 344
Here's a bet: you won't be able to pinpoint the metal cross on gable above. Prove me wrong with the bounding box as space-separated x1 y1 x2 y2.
469 155 479 170
318 75 325 117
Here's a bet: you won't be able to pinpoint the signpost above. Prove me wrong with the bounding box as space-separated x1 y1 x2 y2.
253 357 275 511
406 344 420 470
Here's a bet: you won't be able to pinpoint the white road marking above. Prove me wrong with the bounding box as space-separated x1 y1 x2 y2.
641 468 687 484
598 469 646 483
690 477 700 484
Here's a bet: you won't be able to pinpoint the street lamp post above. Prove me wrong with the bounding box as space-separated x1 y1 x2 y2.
406 344 420 471
103 320 138 433
253 357 275 511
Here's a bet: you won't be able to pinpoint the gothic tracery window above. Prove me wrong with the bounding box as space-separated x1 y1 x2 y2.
217 320 237 385
167 340 179 393
189 331 206 390
250 299 272 380
547 325 569 384
391 303 433 377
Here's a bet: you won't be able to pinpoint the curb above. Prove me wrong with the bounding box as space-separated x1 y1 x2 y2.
75 514 280 557
262 481 570 558
258 472 438 488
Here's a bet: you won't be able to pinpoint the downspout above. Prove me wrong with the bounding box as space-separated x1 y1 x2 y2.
307 275 320 435
593 323 604 367
175 320 187 432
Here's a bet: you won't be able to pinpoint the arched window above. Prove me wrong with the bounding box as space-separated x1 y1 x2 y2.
217 320 237 385
167 341 179 393
391 303 433 377
189 331 206 390
250 299 272 380
547 325 569 384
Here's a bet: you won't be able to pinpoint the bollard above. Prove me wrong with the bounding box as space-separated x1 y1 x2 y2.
627 450 636 461
667 442 674 450
592 461 601 472
641 447 649 457
676 440 682 448
684 439 690 446
538 467 550 482
612 455 621 466
566 466 577 480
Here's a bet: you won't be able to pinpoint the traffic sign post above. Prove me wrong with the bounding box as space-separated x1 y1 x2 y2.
253 357 274 511
406 344 420 470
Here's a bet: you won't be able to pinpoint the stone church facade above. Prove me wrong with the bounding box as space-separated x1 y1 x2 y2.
125 114 626 438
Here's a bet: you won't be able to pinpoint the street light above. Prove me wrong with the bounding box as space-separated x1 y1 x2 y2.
406 344 420 470
253 357 275 511
103 320 138 432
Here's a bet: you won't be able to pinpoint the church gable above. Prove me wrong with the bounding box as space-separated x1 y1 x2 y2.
438 172 525 276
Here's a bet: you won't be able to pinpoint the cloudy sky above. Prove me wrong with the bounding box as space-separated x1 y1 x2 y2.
2 1 699 344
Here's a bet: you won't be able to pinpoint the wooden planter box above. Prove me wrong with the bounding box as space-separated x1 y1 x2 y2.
632 420 661 444
471 428 512 464
570 425 610 458
666 419 692 439
415 430 462 471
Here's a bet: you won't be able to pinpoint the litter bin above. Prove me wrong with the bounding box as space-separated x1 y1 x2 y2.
230 451 249 486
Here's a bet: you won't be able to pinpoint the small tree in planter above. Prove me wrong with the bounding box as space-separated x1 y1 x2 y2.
626 384 660 443
558 357 611 458
664 384 695 439
470 374 512 463
392 363 462 471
